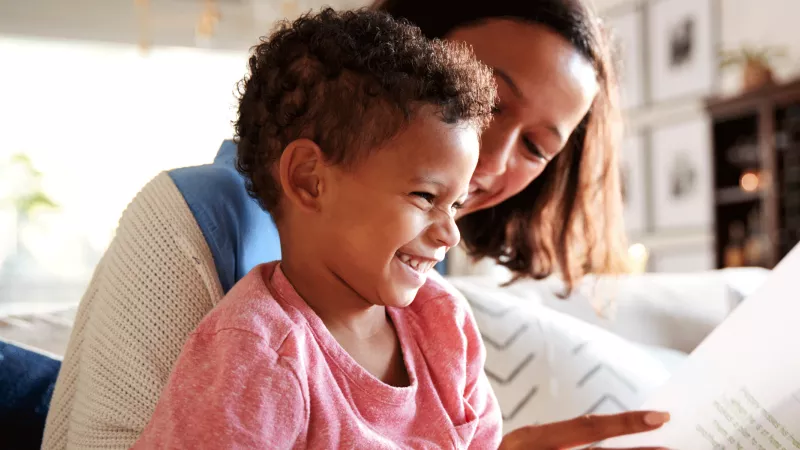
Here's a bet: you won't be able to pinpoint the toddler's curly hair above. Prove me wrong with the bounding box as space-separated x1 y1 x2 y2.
235 7 496 215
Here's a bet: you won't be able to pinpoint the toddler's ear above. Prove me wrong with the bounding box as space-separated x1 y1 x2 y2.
278 139 325 213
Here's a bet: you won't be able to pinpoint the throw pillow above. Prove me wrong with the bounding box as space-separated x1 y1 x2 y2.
450 278 673 433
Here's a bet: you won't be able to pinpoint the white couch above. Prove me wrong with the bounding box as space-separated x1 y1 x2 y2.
0 267 770 432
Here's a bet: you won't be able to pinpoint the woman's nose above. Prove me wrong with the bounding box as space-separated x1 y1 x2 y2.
474 125 517 177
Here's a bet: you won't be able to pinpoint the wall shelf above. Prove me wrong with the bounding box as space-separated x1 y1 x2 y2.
706 78 800 269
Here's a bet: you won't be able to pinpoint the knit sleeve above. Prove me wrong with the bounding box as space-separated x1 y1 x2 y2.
42 172 224 450
132 329 307 449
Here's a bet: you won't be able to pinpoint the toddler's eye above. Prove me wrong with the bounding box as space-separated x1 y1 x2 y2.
452 202 464 211
411 192 435 204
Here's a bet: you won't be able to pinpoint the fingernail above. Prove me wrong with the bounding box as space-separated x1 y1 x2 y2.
644 412 670 426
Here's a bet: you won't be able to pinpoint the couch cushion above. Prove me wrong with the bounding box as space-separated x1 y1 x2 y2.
481 267 770 354
0 307 76 358
168 140 282 294
450 277 674 433
0 339 61 450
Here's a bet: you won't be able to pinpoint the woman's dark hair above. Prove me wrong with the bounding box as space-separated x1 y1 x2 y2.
376 0 628 290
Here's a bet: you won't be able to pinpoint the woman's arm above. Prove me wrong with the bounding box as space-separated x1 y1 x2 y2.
42 172 224 450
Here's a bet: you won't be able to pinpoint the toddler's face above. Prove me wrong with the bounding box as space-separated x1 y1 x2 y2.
318 114 479 308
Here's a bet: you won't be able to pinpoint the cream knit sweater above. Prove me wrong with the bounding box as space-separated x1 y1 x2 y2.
42 172 225 449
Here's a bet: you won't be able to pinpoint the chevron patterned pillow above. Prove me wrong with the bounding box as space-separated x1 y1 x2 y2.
450 278 673 434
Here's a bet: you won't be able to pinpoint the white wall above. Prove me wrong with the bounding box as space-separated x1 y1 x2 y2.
594 0 800 95
0 37 247 282
0 0 370 52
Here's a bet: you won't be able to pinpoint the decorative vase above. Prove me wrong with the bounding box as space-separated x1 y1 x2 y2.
743 61 775 91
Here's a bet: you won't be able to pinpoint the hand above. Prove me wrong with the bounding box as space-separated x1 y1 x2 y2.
497 411 671 450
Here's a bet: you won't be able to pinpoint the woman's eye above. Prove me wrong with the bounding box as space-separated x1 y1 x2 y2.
491 105 503 116
411 192 435 204
522 136 549 164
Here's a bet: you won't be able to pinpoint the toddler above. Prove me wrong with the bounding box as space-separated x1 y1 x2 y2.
133 7 499 449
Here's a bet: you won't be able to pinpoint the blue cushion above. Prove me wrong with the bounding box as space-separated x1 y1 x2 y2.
169 141 281 294
0 341 61 450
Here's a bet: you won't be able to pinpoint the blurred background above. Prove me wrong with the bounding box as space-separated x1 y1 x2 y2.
1 0 799 304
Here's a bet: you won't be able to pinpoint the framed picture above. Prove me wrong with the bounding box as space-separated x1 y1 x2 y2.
646 0 717 103
651 118 713 230
605 6 646 110
620 133 647 234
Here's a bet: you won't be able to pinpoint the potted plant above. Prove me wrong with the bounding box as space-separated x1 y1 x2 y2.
0 153 58 277
720 45 788 92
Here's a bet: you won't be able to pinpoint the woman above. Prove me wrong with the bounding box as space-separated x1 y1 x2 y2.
43 0 668 449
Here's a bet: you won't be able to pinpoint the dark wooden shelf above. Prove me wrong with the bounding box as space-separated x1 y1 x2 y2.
706 78 800 269
706 78 800 120
715 187 762 206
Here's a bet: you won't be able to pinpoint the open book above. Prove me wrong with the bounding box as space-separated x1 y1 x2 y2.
608 245 800 449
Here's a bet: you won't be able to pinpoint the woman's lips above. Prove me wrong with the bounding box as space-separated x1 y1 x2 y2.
468 181 483 195
467 178 496 205
467 185 490 202
464 187 506 212
462 190 482 212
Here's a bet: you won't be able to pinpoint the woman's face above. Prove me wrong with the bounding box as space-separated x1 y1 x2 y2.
447 19 599 217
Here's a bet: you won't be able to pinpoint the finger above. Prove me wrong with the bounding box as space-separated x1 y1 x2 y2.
518 411 670 448
588 447 671 450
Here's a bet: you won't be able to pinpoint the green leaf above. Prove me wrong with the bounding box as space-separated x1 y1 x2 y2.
7 153 42 178
718 45 789 70
15 192 58 215
10 153 32 165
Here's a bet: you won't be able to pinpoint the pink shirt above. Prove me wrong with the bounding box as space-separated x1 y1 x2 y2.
133 262 502 449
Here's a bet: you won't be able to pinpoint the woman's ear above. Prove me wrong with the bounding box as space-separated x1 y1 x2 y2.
278 139 326 213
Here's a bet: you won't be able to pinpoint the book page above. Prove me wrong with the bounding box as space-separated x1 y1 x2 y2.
608 245 800 450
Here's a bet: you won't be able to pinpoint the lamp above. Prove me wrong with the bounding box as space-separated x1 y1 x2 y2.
281 0 301 17
740 170 761 192
134 0 151 54
628 242 649 274
195 0 222 46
